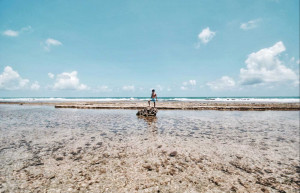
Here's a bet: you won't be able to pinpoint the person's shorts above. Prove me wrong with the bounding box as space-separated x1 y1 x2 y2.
150 98 155 102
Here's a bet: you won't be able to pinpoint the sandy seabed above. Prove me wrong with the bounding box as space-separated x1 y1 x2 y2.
0 105 299 192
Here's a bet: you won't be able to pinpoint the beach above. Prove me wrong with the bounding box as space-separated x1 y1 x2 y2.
0 104 299 192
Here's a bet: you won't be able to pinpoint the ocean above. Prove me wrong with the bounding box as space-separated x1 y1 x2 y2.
0 96 299 103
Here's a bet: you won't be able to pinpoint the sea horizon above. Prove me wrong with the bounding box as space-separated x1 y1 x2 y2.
0 96 299 103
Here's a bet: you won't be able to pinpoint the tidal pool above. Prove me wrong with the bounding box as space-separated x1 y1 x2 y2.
0 105 299 192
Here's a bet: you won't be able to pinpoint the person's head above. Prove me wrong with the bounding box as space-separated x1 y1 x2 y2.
152 89 155 93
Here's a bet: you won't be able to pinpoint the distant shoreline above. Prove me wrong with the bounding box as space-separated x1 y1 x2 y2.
1 101 299 111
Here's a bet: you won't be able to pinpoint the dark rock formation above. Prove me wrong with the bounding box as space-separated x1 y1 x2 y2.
136 107 158 117
169 151 177 157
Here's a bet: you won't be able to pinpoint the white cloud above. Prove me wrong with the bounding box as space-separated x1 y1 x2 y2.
180 86 187 90
240 19 261 30
297 59 300 64
46 38 62 46
122 85 135 91
3 30 19 37
207 41 299 91
48 73 54 79
0 66 29 90
44 38 62 51
97 85 112 92
52 71 88 90
207 76 236 90
239 41 298 85
196 27 216 47
2 26 32 37
30 81 40 90
181 80 197 90
189 80 196 85
183 80 196 86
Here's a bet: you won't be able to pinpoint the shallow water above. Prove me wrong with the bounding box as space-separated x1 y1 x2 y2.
0 105 299 192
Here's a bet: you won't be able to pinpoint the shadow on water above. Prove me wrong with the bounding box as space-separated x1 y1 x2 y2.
137 116 158 136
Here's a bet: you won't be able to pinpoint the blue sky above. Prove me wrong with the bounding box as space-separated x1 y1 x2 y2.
0 0 299 97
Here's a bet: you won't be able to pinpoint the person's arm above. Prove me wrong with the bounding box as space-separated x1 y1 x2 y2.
156 95 158 101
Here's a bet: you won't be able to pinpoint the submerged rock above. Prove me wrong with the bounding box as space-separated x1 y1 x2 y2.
136 107 158 117
55 157 64 161
169 151 177 157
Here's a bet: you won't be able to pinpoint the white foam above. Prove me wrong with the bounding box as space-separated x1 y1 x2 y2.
0 97 299 103
0 98 135 102
169 98 300 103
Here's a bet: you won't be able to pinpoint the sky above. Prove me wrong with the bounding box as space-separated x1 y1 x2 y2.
0 0 299 97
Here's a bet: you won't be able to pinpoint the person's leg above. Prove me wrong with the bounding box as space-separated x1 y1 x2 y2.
148 100 150 106
154 102 155 107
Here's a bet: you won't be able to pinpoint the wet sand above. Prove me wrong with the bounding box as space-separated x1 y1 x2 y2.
0 105 299 192
0 100 299 111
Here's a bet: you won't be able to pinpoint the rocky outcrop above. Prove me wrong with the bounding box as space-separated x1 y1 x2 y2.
2 101 299 111
136 107 158 116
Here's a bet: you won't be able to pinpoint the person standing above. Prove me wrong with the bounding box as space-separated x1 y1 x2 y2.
148 89 157 107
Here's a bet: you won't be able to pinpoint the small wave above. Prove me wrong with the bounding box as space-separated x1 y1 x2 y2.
169 98 299 103
0 98 135 102
0 97 299 103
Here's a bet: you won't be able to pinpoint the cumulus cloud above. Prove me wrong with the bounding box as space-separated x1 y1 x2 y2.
181 80 197 90
46 38 62 46
2 26 32 37
0 66 29 90
239 41 298 85
196 27 216 48
48 73 54 79
183 80 197 86
122 85 135 91
207 41 299 91
180 86 187 90
207 76 236 90
52 71 88 90
43 38 62 51
3 30 19 37
189 80 196 85
240 19 261 30
30 81 40 90
97 85 112 92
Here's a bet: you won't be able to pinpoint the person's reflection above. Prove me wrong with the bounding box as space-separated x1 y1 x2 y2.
138 116 158 136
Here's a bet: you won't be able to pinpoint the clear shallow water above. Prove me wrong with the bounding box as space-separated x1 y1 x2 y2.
0 96 299 102
0 105 299 145
0 105 299 192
